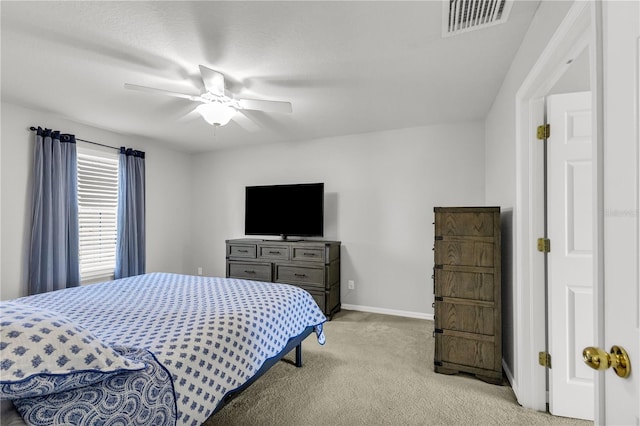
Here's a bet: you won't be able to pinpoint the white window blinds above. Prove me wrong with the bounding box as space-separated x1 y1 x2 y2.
77 148 119 283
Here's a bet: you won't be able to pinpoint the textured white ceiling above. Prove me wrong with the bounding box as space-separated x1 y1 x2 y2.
1 1 541 153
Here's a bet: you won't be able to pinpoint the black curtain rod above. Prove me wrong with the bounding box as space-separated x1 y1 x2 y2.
29 126 119 151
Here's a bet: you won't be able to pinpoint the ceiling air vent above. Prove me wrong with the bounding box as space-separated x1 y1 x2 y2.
442 0 513 37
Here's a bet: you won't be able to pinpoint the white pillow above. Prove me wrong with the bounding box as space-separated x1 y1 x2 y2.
0 301 145 399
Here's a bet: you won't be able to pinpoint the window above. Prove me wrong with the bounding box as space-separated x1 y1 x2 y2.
76 146 119 283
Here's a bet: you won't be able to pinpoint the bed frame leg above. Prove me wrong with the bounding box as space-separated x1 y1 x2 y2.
295 343 302 367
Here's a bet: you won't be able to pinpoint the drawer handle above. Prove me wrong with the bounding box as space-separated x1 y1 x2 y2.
268 251 281 254
303 253 317 257
244 270 255 274
294 273 307 278
238 249 249 253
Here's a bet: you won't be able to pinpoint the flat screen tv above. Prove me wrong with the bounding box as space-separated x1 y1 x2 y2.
245 183 324 239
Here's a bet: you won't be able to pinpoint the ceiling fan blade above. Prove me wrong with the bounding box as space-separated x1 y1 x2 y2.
237 98 293 114
124 83 199 101
199 65 225 96
233 110 261 132
177 106 203 123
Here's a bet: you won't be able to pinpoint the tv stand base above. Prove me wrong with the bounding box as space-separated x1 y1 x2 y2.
226 238 341 317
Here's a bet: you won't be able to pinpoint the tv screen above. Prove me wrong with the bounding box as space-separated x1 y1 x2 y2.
245 183 324 239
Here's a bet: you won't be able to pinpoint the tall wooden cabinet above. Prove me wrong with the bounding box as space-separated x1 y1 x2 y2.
432 207 502 384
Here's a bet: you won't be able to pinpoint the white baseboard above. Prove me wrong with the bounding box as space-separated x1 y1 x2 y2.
340 303 434 321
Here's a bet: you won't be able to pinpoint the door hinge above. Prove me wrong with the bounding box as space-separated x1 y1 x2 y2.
537 124 550 140
537 237 551 253
539 351 552 368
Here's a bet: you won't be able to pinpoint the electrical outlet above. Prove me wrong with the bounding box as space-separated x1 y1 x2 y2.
197 267 203 276
348 280 355 290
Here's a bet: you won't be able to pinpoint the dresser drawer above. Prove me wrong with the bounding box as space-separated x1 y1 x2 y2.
434 240 495 267
227 261 271 281
435 301 495 335
228 244 257 259
435 334 496 371
435 211 496 237
275 265 324 288
435 270 494 302
291 246 325 262
258 245 290 260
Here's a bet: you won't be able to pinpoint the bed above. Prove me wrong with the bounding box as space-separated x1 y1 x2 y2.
0 273 326 425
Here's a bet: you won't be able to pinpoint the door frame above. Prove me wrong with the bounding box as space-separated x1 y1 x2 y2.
513 0 603 417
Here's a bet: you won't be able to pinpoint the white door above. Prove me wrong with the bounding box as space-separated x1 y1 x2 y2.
547 92 593 420
597 1 639 423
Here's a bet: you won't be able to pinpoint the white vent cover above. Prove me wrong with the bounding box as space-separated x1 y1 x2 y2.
442 0 513 37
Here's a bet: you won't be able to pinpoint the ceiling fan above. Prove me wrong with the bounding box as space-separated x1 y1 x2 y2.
124 65 292 128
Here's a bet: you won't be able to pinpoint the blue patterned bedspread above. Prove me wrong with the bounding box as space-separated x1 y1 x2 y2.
15 273 327 425
12 347 176 425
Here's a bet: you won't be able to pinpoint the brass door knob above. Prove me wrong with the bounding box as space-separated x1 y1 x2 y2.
583 345 631 378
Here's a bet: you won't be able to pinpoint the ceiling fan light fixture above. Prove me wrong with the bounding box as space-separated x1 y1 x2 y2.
196 102 236 126
124 66 291 131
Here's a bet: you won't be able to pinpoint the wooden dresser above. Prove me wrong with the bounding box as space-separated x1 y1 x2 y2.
226 238 341 318
432 207 502 384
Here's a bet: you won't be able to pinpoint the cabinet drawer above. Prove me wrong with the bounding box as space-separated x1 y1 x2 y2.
435 301 495 335
435 212 496 237
434 240 495 267
275 265 324 288
227 261 271 281
228 244 257 258
435 270 494 302
258 245 290 260
435 334 496 371
291 246 324 262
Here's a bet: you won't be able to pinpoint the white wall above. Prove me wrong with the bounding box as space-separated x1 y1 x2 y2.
188 122 485 317
484 0 574 400
0 102 192 300
0 100 486 317
548 47 590 95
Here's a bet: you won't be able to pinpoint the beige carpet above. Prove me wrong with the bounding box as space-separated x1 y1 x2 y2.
207 310 592 426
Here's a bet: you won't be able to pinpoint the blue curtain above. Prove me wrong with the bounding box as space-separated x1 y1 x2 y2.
28 127 80 295
115 147 146 278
